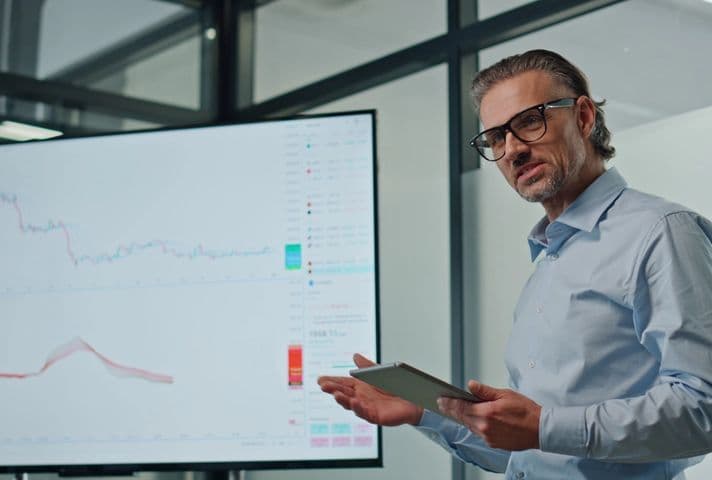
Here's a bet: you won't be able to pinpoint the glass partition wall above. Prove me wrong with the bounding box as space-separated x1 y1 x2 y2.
2 0 711 479
0 0 210 136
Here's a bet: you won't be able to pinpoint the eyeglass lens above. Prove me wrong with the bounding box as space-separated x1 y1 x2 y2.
477 106 547 161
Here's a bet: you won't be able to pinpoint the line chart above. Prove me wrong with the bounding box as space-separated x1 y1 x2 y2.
0 192 272 266
0 337 174 384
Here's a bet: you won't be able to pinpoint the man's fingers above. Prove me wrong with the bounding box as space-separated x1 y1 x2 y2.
319 379 356 397
353 353 377 368
333 392 355 411
318 375 355 385
466 417 488 438
318 375 356 389
467 380 501 401
438 397 476 422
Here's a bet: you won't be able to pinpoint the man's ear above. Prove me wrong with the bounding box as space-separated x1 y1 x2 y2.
577 96 596 139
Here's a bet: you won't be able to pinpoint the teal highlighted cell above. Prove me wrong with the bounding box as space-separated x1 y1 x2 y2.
331 423 352 434
285 244 302 270
310 423 329 435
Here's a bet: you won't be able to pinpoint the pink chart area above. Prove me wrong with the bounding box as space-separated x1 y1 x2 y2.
0 337 174 384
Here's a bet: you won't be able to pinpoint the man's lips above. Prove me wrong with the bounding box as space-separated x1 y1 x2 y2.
515 162 545 184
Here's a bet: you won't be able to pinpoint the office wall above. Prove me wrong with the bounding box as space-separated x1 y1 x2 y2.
463 105 712 480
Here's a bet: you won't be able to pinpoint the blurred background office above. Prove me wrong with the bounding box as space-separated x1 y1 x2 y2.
1 0 711 479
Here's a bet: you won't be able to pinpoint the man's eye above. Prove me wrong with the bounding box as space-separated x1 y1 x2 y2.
515 114 542 129
486 130 505 145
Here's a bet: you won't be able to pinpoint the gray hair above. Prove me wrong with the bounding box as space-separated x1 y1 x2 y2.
471 49 615 161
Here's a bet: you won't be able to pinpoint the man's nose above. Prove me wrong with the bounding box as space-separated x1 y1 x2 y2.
502 131 530 164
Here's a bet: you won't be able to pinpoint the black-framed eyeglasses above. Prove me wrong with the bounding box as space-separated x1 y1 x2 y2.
469 97 578 162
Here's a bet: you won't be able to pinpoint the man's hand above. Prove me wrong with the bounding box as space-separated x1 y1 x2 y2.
437 380 541 451
317 354 423 427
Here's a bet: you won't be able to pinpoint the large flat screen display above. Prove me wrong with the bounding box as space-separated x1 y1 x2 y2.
0 111 380 473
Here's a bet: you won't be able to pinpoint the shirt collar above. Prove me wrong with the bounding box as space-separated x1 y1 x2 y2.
527 167 628 261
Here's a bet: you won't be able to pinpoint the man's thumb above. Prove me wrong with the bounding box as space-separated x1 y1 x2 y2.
353 353 377 368
468 380 500 401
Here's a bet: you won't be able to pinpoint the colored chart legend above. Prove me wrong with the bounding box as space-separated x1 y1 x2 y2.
285 244 302 270
288 345 303 387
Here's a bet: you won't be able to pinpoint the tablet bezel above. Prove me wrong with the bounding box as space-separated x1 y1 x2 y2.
350 362 481 419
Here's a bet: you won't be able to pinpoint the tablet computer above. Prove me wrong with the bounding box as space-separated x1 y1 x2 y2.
350 362 481 416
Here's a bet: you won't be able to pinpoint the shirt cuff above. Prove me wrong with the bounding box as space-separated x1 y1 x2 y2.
416 409 465 443
418 408 443 428
539 405 588 457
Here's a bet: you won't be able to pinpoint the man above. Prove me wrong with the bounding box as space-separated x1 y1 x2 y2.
318 50 712 479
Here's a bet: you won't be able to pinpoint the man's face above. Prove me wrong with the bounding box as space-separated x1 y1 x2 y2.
479 70 589 204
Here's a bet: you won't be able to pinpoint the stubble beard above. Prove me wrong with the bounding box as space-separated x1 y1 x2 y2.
516 169 564 203
516 148 587 204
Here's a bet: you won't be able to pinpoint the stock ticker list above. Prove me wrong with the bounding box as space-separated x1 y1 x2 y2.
280 116 377 450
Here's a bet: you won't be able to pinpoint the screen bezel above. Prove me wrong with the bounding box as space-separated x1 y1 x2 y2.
0 110 382 474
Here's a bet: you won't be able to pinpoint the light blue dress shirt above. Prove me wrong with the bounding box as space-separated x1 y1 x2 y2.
418 167 712 479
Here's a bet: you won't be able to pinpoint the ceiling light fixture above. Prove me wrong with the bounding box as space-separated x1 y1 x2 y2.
0 121 63 142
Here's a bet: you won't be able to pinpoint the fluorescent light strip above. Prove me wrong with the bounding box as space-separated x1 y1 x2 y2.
0 121 63 141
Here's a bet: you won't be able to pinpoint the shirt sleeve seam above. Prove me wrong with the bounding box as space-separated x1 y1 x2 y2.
626 210 694 308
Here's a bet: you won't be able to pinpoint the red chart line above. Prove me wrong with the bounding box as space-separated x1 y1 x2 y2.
0 337 174 384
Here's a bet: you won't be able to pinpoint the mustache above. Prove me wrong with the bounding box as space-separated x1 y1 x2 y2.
512 152 532 169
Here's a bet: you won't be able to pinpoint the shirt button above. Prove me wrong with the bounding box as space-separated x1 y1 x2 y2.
536 305 543 314
547 253 559 260
516 472 525 479
528 360 536 369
